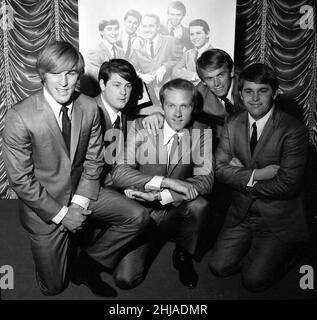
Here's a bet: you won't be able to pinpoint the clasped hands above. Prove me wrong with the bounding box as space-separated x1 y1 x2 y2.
59 203 91 233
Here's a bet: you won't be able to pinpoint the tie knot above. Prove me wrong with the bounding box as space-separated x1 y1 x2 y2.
113 115 120 129
172 133 179 143
252 122 257 130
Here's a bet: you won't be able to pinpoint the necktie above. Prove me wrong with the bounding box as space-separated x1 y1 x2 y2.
250 122 257 156
168 133 179 169
113 115 121 130
150 41 154 58
125 36 132 59
194 50 199 63
220 96 234 114
170 26 175 36
61 105 71 153
112 45 117 58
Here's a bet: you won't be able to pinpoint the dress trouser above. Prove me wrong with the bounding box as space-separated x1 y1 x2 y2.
113 196 210 289
29 187 150 295
208 214 296 292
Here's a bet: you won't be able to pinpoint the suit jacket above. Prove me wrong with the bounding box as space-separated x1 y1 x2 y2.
160 23 192 51
117 32 145 60
2 90 104 235
215 107 309 243
111 118 214 204
95 94 128 186
86 41 125 80
172 44 213 85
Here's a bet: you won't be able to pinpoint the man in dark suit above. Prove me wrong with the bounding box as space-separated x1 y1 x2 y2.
111 78 214 289
160 1 192 51
2 42 149 297
196 49 243 142
208 63 309 292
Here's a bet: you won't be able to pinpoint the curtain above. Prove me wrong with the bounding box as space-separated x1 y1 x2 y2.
0 0 78 198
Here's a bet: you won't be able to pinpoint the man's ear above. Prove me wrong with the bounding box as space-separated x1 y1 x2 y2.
273 89 278 100
99 79 105 91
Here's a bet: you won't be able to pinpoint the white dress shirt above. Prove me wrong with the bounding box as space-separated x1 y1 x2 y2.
101 95 122 127
43 88 90 224
167 21 183 39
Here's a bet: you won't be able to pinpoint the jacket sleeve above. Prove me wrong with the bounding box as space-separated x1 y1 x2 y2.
250 124 308 199
2 108 63 222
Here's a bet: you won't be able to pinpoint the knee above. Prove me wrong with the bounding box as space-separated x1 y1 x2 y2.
242 269 273 293
129 207 150 230
37 274 66 296
113 268 145 290
190 197 210 214
208 251 237 277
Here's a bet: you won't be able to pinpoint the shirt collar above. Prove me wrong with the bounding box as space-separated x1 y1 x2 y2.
102 38 116 52
163 120 185 145
101 94 121 125
43 87 73 118
197 42 211 57
167 21 182 34
248 106 274 137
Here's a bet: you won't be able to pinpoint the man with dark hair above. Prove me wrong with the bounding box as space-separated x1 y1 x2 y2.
2 41 149 297
86 19 125 81
111 78 214 289
161 1 192 51
130 13 180 105
208 63 309 292
173 19 212 85
118 9 144 60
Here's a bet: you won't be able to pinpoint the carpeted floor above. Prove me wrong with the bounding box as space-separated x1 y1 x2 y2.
0 199 316 300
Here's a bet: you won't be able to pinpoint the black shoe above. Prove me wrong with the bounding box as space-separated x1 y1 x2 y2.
70 251 117 298
172 247 198 288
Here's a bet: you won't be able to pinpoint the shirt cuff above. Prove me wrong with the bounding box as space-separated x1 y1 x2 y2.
52 206 68 224
71 194 90 210
159 189 174 205
145 176 163 191
246 170 257 187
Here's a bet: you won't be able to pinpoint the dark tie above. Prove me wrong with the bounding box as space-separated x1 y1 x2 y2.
194 50 199 63
150 41 154 58
168 133 179 169
220 96 234 114
61 105 71 153
112 45 117 58
125 36 132 59
113 115 121 130
170 26 175 36
250 122 257 156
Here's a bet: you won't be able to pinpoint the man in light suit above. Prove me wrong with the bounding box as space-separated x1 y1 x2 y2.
130 13 180 105
173 19 213 85
160 1 192 51
111 78 214 289
208 63 309 292
2 42 149 297
86 19 125 81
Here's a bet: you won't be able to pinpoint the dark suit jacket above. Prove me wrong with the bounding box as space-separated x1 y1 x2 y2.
215 107 309 243
2 90 104 235
95 94 128 186
111 118 214 204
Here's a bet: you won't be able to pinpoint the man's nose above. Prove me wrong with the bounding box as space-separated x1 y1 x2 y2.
213 76 220 87
60 74 67 86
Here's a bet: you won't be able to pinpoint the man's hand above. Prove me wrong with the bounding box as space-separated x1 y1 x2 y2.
142 112 164 135
254 164 280 181
229 157 244 167
60 203 92 233
124 189 158 202
140 73 155 84
154 66 166 83
162 178 198 201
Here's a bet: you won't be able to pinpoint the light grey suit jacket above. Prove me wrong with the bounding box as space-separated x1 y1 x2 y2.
3 90 104 234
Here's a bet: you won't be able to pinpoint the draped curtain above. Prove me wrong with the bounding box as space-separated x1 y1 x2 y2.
0 0 316 198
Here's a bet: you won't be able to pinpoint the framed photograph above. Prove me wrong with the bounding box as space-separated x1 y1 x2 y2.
79 0 236 113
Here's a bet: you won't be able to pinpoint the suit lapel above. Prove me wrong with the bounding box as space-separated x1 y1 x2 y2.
36 92 69 156
235 112 251 166
155 35 163 57
70 96 83 163
156 130 168 176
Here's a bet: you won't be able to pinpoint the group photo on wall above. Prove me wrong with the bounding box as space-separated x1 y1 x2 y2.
0 0 316 303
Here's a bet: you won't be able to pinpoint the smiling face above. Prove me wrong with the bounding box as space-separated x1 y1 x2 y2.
125 15 140 35
162 88 194 132
100 73 132 112
189 25 209 49
240 81 277 120
142 16 159 40
101 24 120 44
200 64 233 98
43 69 79 104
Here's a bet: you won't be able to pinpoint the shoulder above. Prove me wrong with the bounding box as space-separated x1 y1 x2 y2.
276 108 307 133
76 93 98 114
